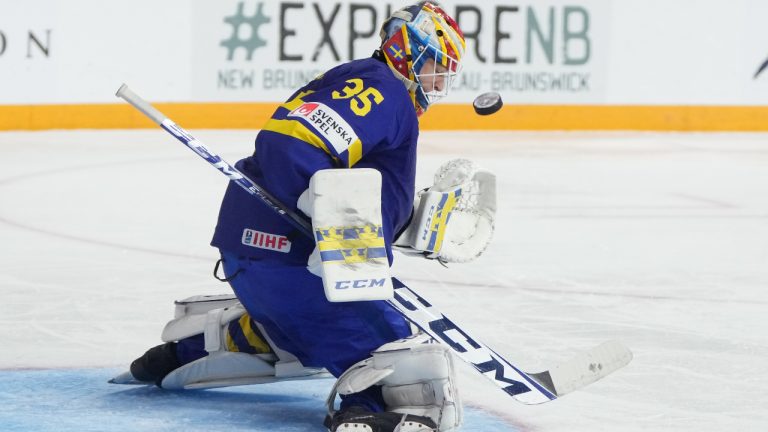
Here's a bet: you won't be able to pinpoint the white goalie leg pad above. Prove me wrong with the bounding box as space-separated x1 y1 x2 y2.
328 334 463 431
158 294 330 390
297 168 393 302
160 351 279 390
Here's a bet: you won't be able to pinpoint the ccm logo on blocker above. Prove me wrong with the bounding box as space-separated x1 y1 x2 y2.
335 279 387 290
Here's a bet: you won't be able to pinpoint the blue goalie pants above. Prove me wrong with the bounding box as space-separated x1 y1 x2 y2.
198 251 412 411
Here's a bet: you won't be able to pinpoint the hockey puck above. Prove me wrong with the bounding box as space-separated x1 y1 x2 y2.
472 92 503 116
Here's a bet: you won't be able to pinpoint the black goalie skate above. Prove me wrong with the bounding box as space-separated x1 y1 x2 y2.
128 342 182 386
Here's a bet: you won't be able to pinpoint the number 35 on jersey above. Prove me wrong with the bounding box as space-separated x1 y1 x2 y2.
332 78 384 117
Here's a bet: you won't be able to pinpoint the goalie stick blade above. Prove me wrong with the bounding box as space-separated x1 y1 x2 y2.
529 340 633 397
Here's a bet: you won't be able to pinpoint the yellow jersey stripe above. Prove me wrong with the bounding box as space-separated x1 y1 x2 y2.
347 139 363 167
261 118 336 158
280 90 315 112
239 314 271 353
225 331 240 352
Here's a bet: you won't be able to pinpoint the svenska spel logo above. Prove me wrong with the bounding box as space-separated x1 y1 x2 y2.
290 103 320 117
221 2 271 61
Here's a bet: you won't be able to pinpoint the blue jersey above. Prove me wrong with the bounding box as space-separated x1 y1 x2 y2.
211 57 420 264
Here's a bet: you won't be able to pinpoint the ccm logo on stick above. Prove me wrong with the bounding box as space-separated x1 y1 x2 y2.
428 316 533 396
335 279 386 290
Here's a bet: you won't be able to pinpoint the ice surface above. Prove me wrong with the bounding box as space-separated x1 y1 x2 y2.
1 130 767 431
0 369 510 432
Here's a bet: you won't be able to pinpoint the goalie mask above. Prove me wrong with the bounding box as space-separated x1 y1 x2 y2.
380 2 465 116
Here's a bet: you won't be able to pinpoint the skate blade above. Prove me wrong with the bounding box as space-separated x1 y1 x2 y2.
108 370 151 385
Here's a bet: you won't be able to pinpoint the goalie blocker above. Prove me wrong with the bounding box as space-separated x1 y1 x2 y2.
297 168 394 302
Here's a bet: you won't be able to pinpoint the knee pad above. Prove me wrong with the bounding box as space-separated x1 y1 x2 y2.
161 294 245 352
329 334 463 431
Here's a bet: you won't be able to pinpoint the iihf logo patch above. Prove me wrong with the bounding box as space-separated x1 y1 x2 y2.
242 229 291 253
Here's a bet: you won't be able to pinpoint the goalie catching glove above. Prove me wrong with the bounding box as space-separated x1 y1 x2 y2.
394 159 496 263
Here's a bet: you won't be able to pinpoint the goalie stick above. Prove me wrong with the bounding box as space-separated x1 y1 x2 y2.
115 84 632 405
